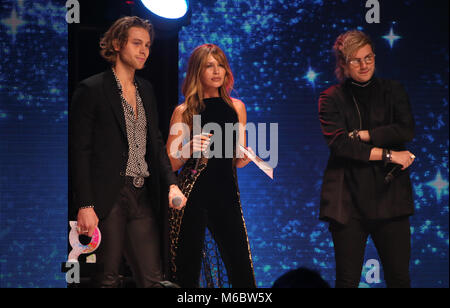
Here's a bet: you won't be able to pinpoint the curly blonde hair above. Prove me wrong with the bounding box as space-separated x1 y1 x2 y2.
99 16 154 64
333 30 374 82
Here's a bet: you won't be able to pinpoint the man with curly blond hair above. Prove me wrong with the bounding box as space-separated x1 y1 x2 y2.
70 16 186 288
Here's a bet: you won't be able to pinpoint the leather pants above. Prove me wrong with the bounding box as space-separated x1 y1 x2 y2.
93 182 163 288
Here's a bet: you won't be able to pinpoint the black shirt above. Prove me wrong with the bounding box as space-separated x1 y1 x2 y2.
318 77 415 224
345 77 389 219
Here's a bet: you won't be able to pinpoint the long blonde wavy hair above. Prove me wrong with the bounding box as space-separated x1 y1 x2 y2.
181 44 235 130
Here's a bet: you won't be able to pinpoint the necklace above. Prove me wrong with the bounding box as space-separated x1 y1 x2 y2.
351 79 372 88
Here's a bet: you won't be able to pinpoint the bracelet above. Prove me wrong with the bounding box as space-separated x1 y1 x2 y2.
350 129 360 141
79 205 94 210
382 149 392 164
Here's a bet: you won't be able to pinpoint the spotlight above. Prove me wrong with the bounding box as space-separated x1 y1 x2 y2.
133 0 191 33
140 0 189 19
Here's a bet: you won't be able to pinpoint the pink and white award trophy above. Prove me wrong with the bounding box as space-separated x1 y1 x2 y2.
67 221 102 262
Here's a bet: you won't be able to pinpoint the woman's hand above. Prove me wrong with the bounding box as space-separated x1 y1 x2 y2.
190 133 211 154
236 146 254 168
169 133 211 171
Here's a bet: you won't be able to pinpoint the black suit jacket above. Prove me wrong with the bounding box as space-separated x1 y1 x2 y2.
318 78 415 225
69 69 177 220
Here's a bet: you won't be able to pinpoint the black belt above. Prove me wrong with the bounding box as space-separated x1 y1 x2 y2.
125 176 145 188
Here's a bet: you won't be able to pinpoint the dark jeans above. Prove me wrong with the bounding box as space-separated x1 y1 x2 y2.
93 182 163 288
329 216 411 288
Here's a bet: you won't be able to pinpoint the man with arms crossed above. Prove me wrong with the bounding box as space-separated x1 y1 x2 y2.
318 30 415 288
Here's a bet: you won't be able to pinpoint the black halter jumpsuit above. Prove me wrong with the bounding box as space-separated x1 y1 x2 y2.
174 97 256 288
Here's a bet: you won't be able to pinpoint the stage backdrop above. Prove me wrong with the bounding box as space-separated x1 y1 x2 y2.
178 0 449 288
0 0 448 288
0 0 67 287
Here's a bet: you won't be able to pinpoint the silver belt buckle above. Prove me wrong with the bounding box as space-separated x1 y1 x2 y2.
132 176 144 188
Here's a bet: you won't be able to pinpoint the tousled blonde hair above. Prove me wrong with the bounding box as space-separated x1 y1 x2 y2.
333 30 374 82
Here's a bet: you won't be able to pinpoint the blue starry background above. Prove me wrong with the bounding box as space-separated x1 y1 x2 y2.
0 0 448 288
179 0 448 288
0 0 67 287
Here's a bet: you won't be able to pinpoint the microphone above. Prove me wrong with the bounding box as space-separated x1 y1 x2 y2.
172 196 182 207
384 164 401 184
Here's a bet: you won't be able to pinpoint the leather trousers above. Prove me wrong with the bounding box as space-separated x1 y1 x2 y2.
93 182 163 288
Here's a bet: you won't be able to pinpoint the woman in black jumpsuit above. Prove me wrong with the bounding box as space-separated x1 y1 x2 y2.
166 44 256 288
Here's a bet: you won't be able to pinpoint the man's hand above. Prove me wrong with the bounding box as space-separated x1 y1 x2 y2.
77 207 99 237
391 151 416 170
348 130 371 142
358 130 371 142
169 185 187 210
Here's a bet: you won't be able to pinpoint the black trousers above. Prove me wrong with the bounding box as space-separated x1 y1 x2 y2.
93 181 163 288
329 216 411 288
174 190 256 288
